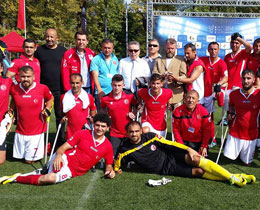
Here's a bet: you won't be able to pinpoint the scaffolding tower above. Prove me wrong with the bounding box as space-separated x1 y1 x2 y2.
146 0 260 46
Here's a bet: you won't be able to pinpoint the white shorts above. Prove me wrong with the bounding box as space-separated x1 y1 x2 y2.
224 134 257 164
48 153 72 183
204 94 217 114
142 122 167 138
13 133 44 161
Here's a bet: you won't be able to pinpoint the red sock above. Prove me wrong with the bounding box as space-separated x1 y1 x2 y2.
16 175 42 186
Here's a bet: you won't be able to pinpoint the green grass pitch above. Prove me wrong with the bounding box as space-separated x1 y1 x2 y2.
1 107 260 210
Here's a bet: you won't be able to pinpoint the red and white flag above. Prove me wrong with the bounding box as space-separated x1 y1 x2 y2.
17 0 25 30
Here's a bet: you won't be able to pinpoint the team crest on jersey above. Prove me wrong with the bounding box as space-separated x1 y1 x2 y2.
0 84 7 91
161 105 165 108
124 99 129 104
150 144 156 151
26 63 29 66
96 155 100 160
253 105 258 109
34 99 38 104
88 55 93 60
110 101 113 105
63 59 67 67
68 136 73 141
113 61 117 65
197 114 201 119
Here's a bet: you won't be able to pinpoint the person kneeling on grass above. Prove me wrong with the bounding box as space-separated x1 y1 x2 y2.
0 113 115 185
114 121 255 187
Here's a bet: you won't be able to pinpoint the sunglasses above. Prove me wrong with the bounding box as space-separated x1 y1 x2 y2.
129 49 139 53
149 44 158 47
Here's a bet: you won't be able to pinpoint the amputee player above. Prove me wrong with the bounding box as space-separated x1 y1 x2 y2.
10 66 54 164
246 38 260 87
0 113 115 185
61 73 96 140
224 69 260 165
171 43 207 104
137 73 172 137
200 42 228 146
200 42 227 114
7 39 41 84
0 61 13 165
101 74 136 156
224 32 252 111
172 90 211 157
61 31 96 93
115 121 255 187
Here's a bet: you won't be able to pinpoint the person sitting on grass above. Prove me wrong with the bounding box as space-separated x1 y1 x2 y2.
114 121 255 187
0 113 115 185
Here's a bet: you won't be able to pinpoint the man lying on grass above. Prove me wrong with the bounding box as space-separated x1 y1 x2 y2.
0 113 115 185
114 121 255 187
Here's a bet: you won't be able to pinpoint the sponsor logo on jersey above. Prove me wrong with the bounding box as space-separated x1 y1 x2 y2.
22 95 31 98
243 100 251 104
90 146 98 152
150 144 156 151
0 84 7 91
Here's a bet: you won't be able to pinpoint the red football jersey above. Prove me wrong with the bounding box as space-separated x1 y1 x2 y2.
101 92 137 138
8 54 41 84
200 57 227 97
246 53 260 80
0 77 12 121
10 83 53 135
172 104 211 148
138 88 172 131
61 93 96 139
66 130 114 177
229 88 260 140
224 49 249 89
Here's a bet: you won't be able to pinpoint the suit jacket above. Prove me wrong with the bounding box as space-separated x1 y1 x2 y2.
153 55 187 104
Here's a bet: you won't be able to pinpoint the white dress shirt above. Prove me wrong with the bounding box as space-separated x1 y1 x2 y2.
118 57 151 92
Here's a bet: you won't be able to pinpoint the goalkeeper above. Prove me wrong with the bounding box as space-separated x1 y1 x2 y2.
115 121 255 187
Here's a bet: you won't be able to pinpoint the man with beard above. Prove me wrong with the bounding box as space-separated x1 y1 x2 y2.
171 43 206 104
153 38 186 109
10 66 54 164
35 28 67 148
246 38 260 87
224 69 260 165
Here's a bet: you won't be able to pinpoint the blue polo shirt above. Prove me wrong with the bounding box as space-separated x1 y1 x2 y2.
90 52 119 94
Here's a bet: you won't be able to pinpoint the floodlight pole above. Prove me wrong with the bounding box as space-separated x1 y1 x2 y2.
104 0 108 38
126 2 128 56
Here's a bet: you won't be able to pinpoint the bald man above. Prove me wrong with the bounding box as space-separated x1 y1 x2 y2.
35 28 67 147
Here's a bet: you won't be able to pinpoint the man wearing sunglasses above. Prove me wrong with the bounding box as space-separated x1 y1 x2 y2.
143 39 161 73
118 41 151 93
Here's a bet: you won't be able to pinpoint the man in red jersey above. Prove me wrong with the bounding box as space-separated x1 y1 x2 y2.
0 113 115 185
61 31 96 93
224 32 252 111
246 38 260 87
7 39 41 84
224 69 260 165
101 74 136 156
0 61 13 165
138 73 172 137
172 90 211 157
61 73 96 140
10 66 53 164
171 43 206 104
200 42 227 113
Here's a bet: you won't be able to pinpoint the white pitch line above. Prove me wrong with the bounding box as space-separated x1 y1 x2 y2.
76 171 100 210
